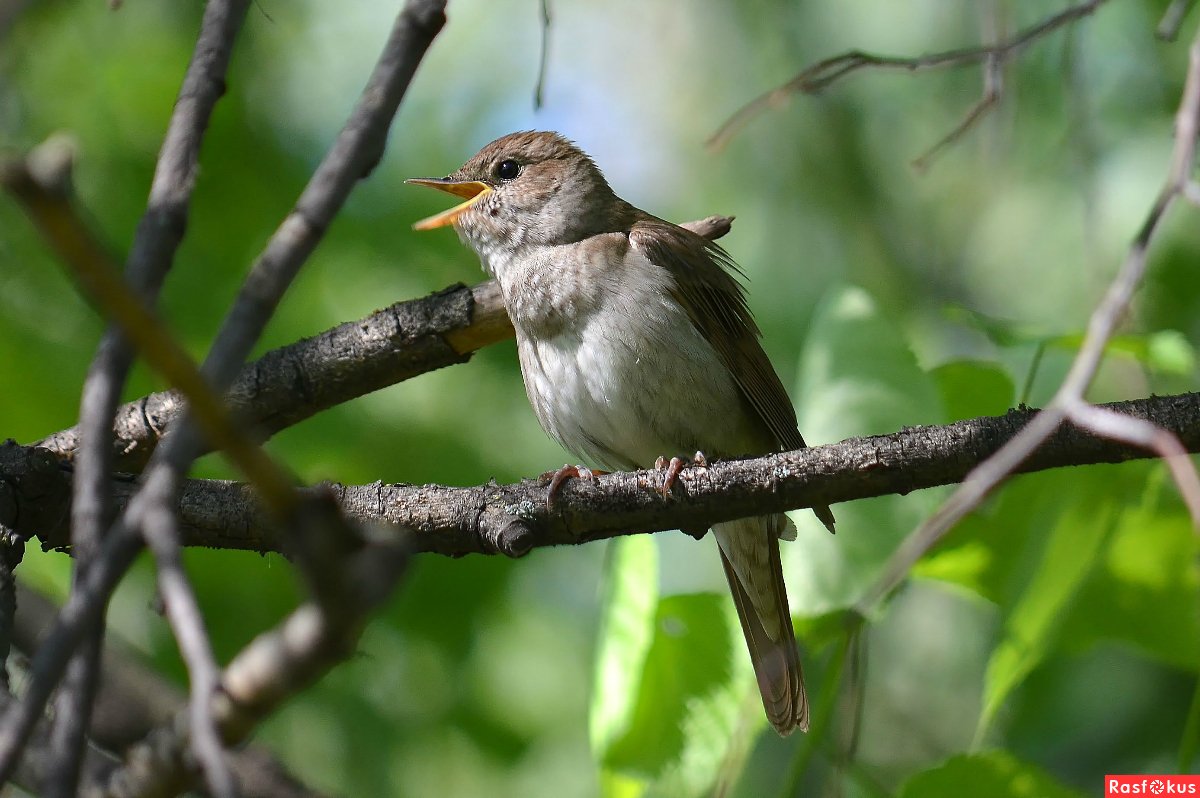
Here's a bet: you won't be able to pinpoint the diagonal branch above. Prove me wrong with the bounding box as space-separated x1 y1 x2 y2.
12 584 330 798
4 1 252 793
3 144 299 517
858 33 1200 612
0 0 450 785
91 510 409 798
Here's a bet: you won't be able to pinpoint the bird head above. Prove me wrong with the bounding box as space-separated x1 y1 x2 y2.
407 131 621 253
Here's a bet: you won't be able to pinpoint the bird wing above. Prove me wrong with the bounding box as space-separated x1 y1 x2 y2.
629 219 835 533
628 218 805 452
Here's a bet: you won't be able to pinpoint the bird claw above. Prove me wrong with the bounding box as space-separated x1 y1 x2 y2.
655 451 708 498
541 464 604 510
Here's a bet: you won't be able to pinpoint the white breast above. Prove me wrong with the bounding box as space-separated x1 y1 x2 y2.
505 244 756 471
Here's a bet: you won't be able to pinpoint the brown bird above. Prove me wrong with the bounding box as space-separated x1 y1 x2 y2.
408 131 835 735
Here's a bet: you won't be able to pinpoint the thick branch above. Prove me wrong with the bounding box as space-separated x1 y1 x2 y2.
35 216 734 473
7 393 1199 558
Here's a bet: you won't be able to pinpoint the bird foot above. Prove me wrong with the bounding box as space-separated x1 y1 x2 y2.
540 464 606 510
654 451 708 498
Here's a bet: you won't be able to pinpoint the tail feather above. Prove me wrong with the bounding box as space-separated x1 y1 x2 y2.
814 504 836 534
714 516 808 735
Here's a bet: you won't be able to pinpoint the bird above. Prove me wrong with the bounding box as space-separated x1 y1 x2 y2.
407 131 835 735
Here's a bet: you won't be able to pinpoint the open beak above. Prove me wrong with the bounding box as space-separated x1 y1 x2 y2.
405 178 492 230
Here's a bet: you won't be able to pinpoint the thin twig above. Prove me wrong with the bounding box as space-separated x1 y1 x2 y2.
533 0 552 109
911 52 1002 172
11 584 329 797
22 2 252 794
912 0 1006 172
95 513 408 798
706 0 1106 152
45 637 102 798
1065 400 1200 521
0 0 449 784
2 154 299 517
1 135 114 798
2 161 301 798
142 495 238 798
1157 0 1197 41
0 523 141 792
858 34 1200 613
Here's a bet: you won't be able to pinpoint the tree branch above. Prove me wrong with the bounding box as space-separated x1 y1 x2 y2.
0 0 450 784
4 1 253 790
857 33 1200 610
91 508 408 798
7 393 1199 560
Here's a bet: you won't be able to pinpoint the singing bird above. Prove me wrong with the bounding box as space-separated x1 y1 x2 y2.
408 131 834 735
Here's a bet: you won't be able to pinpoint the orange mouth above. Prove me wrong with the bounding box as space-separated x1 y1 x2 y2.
405 179 492 230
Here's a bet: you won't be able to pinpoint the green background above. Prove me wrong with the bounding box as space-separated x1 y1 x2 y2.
2 1 1198 796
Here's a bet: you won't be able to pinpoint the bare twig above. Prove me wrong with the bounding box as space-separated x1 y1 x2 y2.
143 491 238 798
859 35 1200 612
533 0 552 109
0 530 119 797
5 131 292 798
35 216 734 473
2 150 299 518
1066 401 1200 520
13 584 328 797
706 0 1106 152
0 0 449 784
0 691 120 798
1158 0 1197 41
911 50 1003 172
0 135 114 798
4 2 253 794
46 640 103 798
95 512 408 798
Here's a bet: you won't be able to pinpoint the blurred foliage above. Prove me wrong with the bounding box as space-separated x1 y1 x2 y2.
2 1 1199 796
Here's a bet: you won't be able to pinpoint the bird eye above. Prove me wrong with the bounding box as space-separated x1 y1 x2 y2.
495 159 521 181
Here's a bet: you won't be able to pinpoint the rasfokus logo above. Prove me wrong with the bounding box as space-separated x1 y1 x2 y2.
1106 775 1200 795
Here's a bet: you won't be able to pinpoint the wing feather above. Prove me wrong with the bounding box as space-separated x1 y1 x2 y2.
629 219 835 532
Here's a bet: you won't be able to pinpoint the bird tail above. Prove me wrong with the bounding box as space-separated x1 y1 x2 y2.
713 515 808 735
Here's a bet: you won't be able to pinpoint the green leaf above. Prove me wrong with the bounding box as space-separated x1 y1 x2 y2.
591 536 660 764
1181 679 1200 773
596 592 752 798
944 305 1196 377
898 751 1086 798
1060 470 1200 670
788 285 946 613
1146 330 1197 375
798 285 942 441
977 494 1116 739
1045 330 1197 376
930 361 1015 422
